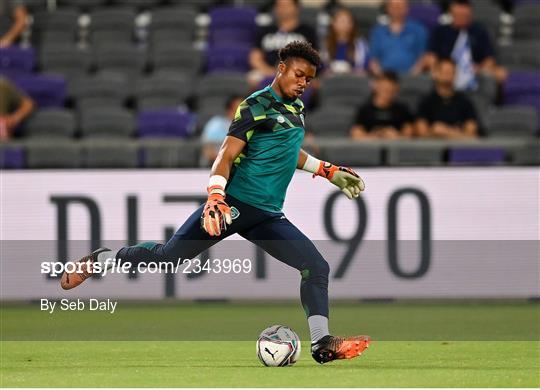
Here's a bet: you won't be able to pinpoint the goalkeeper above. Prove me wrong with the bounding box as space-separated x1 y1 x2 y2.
61 41 370 364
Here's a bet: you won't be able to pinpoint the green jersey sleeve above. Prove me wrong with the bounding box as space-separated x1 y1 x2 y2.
228 98 268 142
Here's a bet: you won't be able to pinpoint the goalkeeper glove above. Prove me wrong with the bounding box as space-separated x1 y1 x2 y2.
315 161 365 199
201 178 232 237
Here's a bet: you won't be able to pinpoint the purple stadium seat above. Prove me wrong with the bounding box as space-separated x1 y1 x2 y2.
0 69 26 79
504 72 540 130
0 47 36 74
449 148 506 165
408 3 441 30
137 109 196 138
210 27 258 46
0 145 25 169
504 72 540 98
206 45 251 73
505 95 540 113
209 6 257 46
11 74 67 107
209 6 257 29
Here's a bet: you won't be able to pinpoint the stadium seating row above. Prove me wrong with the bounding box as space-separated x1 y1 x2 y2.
23 106 197 138
4 38 538 78
24 0 241 13
0 68 501 110
2 0 538 170
6 71 538 137
307 105 538 138
23 1 540 44
21 2 540 69
15 103 540 139
2 138 539 169
30 6 199 48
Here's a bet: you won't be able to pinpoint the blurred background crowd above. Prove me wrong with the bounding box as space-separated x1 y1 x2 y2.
0 0 539 168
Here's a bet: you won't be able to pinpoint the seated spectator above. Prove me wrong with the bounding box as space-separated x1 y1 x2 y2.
416 58 478 139
425 0 507 90
350 71 413 139
0 76 35 140
200 95 243 167
369 0 428 75
249 0 318 85
321 7 369 75
0 0 27 47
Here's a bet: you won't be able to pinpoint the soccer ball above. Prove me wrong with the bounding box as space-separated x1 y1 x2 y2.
256 325 301 367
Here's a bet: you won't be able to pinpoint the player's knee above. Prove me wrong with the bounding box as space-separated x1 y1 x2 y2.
301 258 330 281
317 259 330 278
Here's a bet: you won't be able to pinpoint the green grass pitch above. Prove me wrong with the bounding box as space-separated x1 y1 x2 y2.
1 302 539 387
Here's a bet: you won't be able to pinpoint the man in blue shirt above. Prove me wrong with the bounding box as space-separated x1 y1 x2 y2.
369 0 428 75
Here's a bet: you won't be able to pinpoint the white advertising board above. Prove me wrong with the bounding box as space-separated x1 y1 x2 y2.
1 168 538 299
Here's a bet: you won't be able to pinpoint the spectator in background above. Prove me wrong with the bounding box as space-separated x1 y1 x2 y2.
249 0 318 85
200 95 243 167
321 7 369 75
416 58 478 139
425 0 507 91
350 71 413 139
437 0 513 14
0 76 34 140
0 0 27 47
369 0 428 76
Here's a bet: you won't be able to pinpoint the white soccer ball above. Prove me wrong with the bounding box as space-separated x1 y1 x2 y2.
256 325 301 367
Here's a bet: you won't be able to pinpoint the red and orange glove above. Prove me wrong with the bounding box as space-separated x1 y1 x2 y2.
314 161 365 199
201 184 232 237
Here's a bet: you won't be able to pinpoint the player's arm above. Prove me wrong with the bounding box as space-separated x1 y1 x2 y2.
297 149 365 199
297 148 309 169
201 136 246 237
212 136 246 180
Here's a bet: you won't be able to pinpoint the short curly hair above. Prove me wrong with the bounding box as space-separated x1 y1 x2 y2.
278 40 321 68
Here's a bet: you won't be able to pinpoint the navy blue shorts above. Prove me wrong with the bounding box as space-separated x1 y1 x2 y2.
117 195 330 316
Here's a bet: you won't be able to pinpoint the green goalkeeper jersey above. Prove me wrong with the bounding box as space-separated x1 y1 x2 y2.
226 85 306 213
